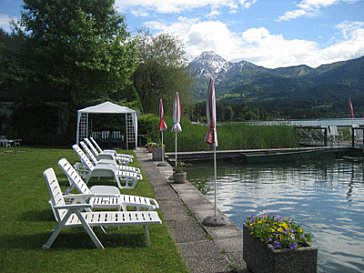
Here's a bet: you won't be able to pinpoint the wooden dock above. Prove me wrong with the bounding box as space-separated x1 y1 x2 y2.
165 146 363 164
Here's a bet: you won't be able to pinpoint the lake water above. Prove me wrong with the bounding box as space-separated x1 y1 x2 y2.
186 159 364 273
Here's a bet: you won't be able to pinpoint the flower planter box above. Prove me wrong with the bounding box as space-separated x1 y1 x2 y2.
173 172 187 183
152 147 164 161
243 224 318 273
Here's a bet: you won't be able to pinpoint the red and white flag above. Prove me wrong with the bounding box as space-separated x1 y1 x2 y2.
159 99 167 131
172 92 182 132
205 78 218 147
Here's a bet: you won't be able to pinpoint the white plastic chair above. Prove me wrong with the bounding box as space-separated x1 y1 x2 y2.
58 158 159 212
42 168 161 249
80 141 134 168
89 137 134 160
72 144 140 189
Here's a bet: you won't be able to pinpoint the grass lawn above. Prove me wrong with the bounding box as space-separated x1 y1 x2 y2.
0 147 189 273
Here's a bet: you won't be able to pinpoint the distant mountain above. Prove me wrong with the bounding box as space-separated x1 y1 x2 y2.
187 52 364 107
187 51 233 81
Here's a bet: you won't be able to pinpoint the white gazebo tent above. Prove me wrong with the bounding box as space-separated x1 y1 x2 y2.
76 101 138 149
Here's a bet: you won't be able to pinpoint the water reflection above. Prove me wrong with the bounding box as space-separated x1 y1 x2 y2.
186 159 364 273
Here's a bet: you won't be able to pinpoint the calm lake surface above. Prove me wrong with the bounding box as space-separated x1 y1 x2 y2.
186 159 364 273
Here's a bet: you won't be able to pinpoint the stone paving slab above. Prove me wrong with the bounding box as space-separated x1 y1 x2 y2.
135 148 249 273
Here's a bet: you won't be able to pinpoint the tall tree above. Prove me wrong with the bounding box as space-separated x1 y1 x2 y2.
13 0 137 105
133 30 193 114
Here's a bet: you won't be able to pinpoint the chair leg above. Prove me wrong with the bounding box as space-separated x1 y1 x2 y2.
42 210 73 249
144 225 151 247
115 174 123 189
75 210 104 249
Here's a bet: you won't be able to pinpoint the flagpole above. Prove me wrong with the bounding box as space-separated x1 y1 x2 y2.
202 78 227 227
175 132 178 167
214 145 217 217
161 130 164 163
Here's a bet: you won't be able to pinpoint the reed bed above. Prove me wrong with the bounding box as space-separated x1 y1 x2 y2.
160 118 299 152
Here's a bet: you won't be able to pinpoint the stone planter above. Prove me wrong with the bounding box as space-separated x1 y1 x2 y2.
173 172 187 183
243 224 318 273
152 146 164 161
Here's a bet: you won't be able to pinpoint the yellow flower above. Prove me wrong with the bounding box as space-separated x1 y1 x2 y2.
279 222 288 229
277 227 283 233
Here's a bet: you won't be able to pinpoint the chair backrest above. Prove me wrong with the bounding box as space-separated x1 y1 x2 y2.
58 158 93 195
101 131 110 140
72 144 95 172
43 168 67 221
80 141 98 165
112 131 121 139
84 138 100 156
90 137 103 153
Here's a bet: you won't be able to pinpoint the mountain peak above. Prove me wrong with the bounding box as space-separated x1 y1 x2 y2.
188 51 233 80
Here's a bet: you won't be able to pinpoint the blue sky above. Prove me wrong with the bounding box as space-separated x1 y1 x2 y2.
1 0 363 68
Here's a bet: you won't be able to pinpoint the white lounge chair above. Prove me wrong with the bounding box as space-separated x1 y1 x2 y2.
72 144 141 189
84 138 133 165
58 158 159 212
85 137 133 163
42 168 161 249
80 141 140 174
89 137 134 160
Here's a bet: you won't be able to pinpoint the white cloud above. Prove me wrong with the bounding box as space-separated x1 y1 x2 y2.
239 27 321 68
130 9 149 17
144 18 364 68
277 0 351 21
322 21 364 60
240 0 257 9
0 14 13 32
114 0 256 15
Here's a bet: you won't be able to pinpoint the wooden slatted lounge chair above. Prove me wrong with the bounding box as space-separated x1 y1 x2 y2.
72 144 141 189
42 168 161 249
79 141 140 174
58 158 159 212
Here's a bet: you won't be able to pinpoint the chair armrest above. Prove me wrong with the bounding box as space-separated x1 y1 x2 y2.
63 194 95 201
54 203 93 210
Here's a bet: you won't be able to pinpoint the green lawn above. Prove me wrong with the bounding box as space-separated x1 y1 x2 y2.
0 147 189 273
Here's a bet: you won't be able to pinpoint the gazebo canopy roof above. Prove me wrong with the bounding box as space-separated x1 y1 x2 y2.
78 101 135 114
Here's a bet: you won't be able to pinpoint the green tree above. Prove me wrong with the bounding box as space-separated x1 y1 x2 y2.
133 30 193 114
224 105 234 121
13 0 137 106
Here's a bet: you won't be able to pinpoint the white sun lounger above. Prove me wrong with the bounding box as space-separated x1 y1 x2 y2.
42 168 161 249
72 144 141 189
84 137 133 164
79 141 140 174
89 137 134 160
58 158 159 212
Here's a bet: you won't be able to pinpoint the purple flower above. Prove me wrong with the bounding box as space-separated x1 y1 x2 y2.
273 241 281 249
290 233 295 240
289 242 298 249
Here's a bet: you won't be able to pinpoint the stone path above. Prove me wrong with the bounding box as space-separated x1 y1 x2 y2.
135 148 250 273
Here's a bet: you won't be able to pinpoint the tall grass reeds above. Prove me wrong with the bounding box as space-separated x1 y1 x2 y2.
158 117 299 152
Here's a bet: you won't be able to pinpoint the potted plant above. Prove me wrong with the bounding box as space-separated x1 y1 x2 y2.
243 213 317 273
145 141 157 153
152 143 164 161
172 161 187 183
